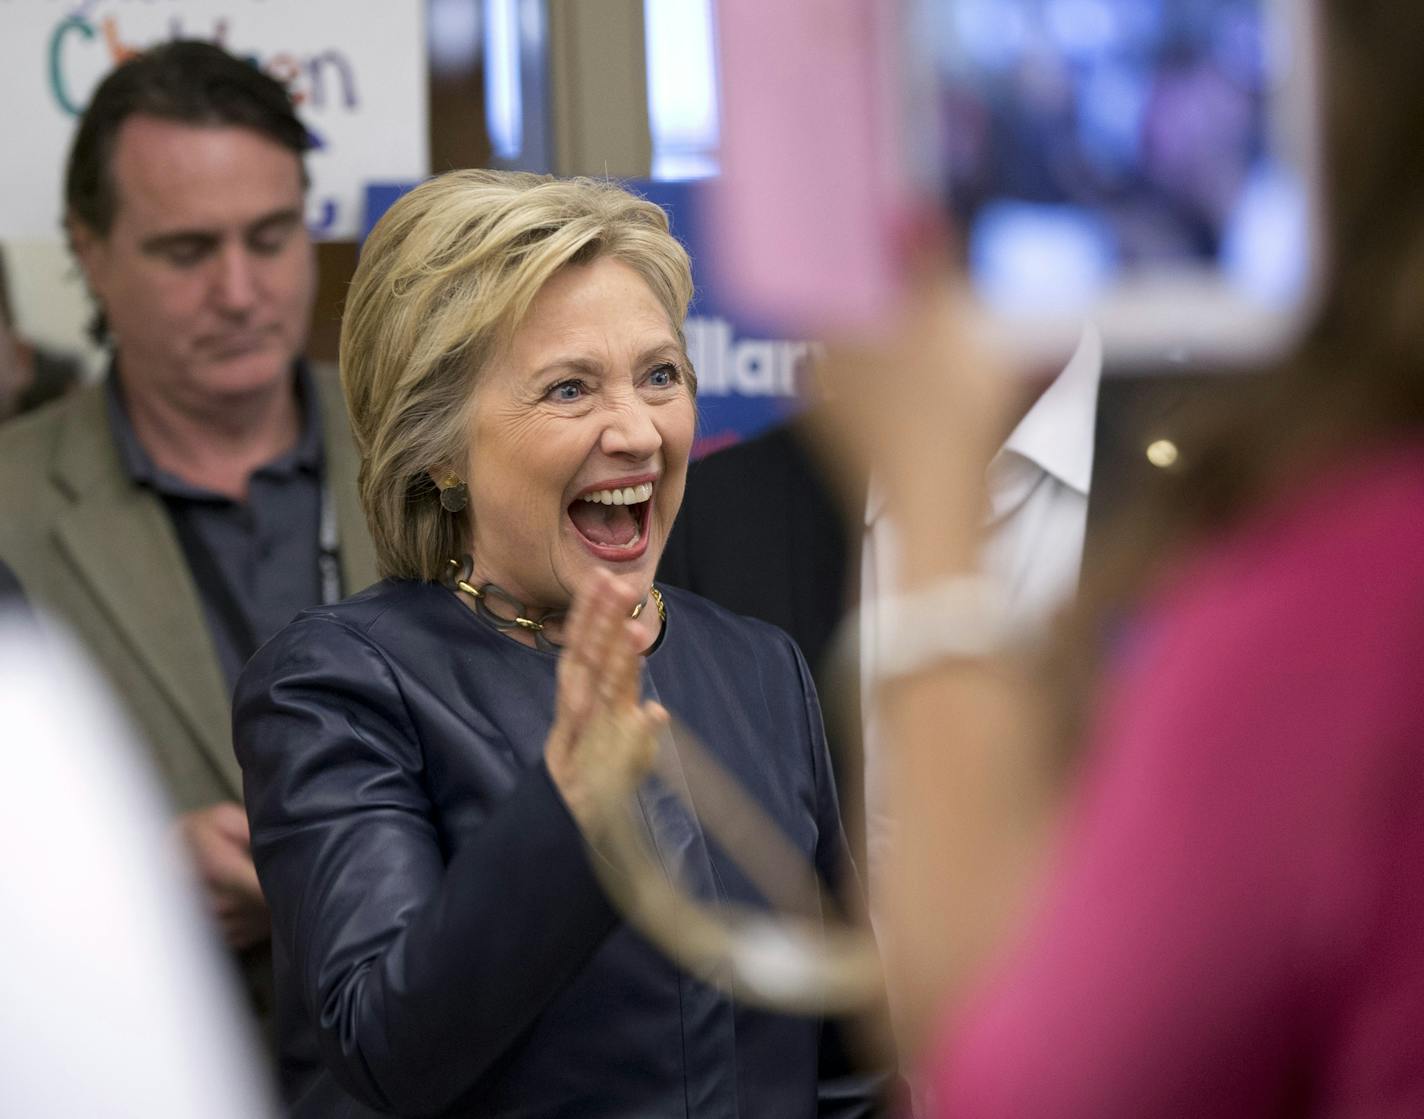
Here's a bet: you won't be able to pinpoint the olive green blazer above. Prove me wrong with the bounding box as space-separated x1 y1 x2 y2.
0 364 378 812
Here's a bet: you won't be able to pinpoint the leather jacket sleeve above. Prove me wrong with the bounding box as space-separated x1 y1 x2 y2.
234 615 618 1116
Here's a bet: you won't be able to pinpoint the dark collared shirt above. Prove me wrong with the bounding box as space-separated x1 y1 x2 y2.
105 363 330 690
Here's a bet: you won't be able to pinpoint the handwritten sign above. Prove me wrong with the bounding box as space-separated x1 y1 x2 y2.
0 0 428 240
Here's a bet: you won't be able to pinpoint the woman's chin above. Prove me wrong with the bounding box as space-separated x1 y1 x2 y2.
564 544 660 601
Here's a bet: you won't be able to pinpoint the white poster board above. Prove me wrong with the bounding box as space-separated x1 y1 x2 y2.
0 0 428 240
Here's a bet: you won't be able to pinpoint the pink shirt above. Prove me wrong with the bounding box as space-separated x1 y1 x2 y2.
931 443 1424 1118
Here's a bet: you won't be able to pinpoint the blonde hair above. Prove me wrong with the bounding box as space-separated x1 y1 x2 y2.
340 169 695 581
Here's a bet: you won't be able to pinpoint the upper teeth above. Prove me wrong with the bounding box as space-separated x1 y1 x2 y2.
580 482 654 506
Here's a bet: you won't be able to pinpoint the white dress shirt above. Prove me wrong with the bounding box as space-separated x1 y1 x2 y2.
860 325 1103 894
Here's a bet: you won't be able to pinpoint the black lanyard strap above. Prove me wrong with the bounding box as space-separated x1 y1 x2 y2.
317 477 342 606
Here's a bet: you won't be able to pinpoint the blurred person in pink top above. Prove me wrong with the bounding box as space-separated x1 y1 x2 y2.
810 1 1424 1115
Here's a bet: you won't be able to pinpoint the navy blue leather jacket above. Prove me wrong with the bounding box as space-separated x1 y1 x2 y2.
234 579 882 1118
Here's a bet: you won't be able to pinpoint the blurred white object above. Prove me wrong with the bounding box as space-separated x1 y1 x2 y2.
0 609 274 1118
861 325 1102 901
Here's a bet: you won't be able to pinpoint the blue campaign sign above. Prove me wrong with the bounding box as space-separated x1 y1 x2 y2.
630 179 812 458
361 177 811 458
361 182 418 242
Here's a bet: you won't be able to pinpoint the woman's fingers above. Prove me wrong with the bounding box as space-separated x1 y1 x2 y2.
554 570 625 729
561 573 643 721
548 571 650 809
596 618 645 713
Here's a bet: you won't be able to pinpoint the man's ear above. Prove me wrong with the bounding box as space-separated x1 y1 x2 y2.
65 215 108 302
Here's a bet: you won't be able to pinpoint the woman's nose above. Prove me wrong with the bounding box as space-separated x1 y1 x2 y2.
599 398 662 459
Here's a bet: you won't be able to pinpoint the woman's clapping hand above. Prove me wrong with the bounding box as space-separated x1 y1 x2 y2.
544 569 665 837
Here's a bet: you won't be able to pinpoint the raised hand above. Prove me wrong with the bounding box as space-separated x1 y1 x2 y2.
807 271 1016 584
545 569 664 837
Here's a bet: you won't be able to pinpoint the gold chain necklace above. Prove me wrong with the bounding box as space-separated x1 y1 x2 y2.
444 557 665 652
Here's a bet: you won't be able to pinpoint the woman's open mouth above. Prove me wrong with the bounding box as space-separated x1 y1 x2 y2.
567 480 654 562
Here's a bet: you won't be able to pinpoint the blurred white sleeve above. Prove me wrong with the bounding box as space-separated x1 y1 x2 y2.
0 608 274 1118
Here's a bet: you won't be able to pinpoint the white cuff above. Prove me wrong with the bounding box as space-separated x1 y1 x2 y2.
872 573 1033 684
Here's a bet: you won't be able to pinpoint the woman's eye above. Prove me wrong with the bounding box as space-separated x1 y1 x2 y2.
648 364 679 388
548 380 585 402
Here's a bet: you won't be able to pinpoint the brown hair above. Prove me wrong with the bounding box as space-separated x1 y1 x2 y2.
63 39 310 342
340 169 695 581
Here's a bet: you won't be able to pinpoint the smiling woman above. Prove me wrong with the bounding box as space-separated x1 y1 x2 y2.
232 170 885 1118
459 253 694 618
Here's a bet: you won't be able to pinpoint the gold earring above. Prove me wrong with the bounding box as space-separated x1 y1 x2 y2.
438 473 468 513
